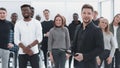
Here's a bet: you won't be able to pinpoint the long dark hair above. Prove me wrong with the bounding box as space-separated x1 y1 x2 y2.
112 14 120 26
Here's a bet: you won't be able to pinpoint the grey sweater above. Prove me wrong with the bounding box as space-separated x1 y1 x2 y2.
103 32 116 57
48 27 71 51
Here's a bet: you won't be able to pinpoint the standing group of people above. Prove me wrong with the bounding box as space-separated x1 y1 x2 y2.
0 3 120 68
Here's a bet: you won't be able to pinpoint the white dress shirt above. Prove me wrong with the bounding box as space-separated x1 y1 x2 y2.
14 18 42 54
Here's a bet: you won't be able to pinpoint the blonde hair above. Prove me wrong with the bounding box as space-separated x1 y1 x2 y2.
62 16 66 26
99 18 111 34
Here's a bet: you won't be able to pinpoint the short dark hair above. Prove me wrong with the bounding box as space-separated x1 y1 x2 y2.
81 4 94 12
30 7 34 10
73 13 78 16
20 4 31 9
11 13 18 17
11 13 17 15
43 9 50 13
0 7 7 12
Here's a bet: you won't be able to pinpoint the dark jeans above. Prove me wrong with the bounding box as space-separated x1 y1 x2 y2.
52 49 66 68
98 50 112 68
41 48 47 68
112 49 120 68
14 53 18 68
18 54 39 68
74 58 97 68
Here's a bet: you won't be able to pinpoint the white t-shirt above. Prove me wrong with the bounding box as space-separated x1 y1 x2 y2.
113 25 119 48
14 18 42 54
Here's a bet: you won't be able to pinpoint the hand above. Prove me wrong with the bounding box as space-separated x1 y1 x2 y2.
26 46 34 56
8 43 14 48
49 52 54 63
23 47 34 56
96 56 101 65
23 47 30 53
66 53 71 59
106 56 112 64
27 45 32 48
65 50 72 55
27 50 34 56
74 53 83 62
44 32 49 37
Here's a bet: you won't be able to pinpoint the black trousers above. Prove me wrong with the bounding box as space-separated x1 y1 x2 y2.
112 49 120 68
74 58 98 68
18 54 39 68
14 52 18 68
52 49 66 68
98 50 112 68
42 48 47 68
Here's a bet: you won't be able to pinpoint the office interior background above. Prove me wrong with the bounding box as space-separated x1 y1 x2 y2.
0 0 120 25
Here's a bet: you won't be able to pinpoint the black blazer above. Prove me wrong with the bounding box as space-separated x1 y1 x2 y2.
71 22 104 62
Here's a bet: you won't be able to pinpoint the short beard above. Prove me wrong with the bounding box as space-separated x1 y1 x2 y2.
83 20 91 24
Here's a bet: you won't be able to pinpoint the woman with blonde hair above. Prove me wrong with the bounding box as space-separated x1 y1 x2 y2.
96 18 116 68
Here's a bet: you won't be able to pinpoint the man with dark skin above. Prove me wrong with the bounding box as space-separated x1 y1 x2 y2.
68 13 81 42
14 4 42 68
9 12 18 68
68 13 81 68
11 13 18 25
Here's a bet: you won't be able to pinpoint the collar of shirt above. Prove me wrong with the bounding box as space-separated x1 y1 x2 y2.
80 22 94 29
45 19 50 21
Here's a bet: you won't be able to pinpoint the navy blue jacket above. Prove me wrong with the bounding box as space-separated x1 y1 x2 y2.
0 20 13 50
